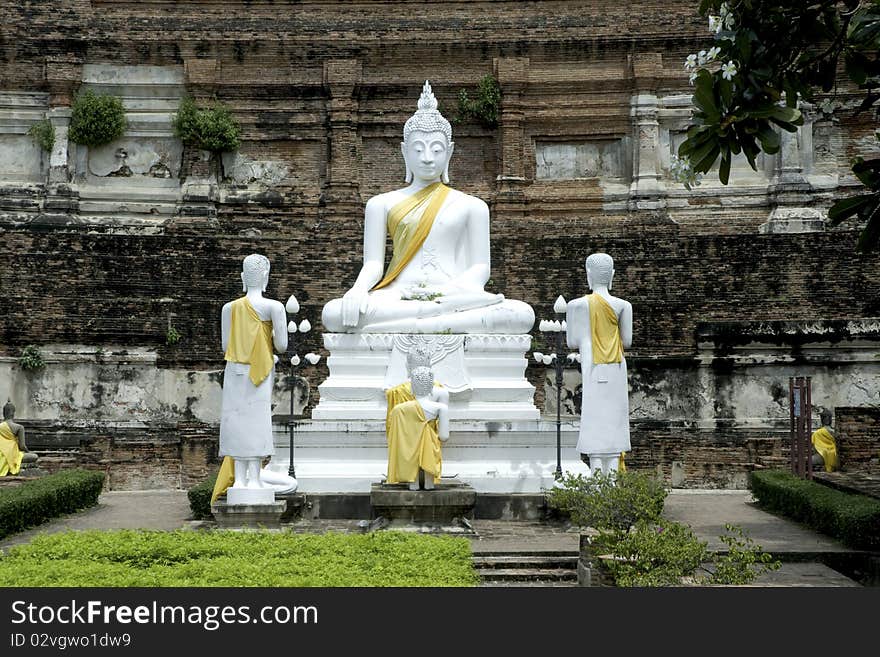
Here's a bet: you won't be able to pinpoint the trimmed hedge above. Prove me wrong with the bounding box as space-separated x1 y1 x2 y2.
0 529 478 587
750 469 880 550
0 470 105 540
187 472 218 520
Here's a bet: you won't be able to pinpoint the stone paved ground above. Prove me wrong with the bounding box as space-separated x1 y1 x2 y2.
812 471 880 500
0 489 871 586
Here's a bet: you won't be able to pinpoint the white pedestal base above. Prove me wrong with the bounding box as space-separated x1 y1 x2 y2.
227 487 275 505
274 419 583 493
313 333 540 421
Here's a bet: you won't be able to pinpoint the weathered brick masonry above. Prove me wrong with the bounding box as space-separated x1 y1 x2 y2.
0 1 877 487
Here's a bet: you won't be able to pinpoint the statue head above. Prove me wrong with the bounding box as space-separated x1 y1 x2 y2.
405 344 433 377
410 366 435 398
586 253 614 291
820 410 833 426
241 254 270 293
402 81 454 184
3 399 14 420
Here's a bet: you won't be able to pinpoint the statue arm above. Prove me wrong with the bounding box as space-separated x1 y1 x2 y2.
342 196 388 326
619 301 633 350
271 302 289 354
566 299 584 350
16 425 30 453
449 199 491 293
437 403 450 441
221 303 232 354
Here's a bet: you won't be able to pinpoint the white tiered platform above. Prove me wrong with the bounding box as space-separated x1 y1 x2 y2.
269 419 581 493
265 332 582 493
312 333 540 421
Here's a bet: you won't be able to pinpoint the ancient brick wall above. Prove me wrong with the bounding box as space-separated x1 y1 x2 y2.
836 407 880 473
1 1 878 488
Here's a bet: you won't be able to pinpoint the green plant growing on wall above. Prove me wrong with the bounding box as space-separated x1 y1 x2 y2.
173 97 241 153
18 345 45 371
68 89 127 147
456 74 501 128
166 327 181 347
27 119 55 152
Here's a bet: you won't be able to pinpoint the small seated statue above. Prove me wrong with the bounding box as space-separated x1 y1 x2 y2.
386 365 450 490
321 81 534 335
811 410 839 473
0 400 38 476
565 253 633 476
219 254 288 491
385 344 449 427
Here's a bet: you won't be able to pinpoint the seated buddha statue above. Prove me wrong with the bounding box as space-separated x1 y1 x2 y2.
322 81 534 335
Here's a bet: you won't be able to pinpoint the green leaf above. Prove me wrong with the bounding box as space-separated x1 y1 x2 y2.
693 143 721 173
828 194 876 225
857 205 880 252
757 123 781 154
719 152 732 185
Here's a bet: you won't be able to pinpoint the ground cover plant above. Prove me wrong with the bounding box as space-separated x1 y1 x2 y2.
0 470 105 540
750 469 880 550
0 529 478 587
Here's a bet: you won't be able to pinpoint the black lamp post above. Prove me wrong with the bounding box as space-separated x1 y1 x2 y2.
534 295 570 481
284 295 319 479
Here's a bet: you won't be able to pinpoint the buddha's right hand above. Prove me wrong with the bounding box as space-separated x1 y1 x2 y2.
341 288 369 327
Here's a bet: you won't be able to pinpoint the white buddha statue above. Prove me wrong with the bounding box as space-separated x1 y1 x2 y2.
565 253 633 476
322 81 534 335
219 254 289 492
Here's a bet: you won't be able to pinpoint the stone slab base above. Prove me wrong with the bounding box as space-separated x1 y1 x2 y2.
227 487 275 505
211 500 287 528
370 481 476 523
313 333 539 421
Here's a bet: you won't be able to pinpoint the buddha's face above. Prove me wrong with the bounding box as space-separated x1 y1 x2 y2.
403 130 452 182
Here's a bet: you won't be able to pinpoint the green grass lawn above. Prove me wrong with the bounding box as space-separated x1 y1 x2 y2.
0 529 478 587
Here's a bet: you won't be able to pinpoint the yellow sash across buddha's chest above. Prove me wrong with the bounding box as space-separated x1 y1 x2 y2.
587 293 623 365
372 182 451 291
224 297 275 386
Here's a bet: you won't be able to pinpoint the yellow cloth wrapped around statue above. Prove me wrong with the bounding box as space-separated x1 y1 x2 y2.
386 400 442 484
224 297 275 387
811 426 839 472
210 456 236 504
0 421 23 477
385 381 444 427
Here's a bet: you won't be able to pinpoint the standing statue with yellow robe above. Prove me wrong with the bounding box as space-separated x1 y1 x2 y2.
565 253 633 476
219 254 289 491
386 366 450 490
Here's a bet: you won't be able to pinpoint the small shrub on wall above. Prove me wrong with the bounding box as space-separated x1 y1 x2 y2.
173 97 241 153
27 119 55 152
68 89 127 147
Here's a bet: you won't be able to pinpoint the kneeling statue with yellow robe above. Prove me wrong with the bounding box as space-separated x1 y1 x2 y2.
386 366 450 491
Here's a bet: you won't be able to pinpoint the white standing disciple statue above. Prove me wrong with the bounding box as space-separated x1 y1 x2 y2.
219 254 289 492
321 81 534 334
565 253 633 476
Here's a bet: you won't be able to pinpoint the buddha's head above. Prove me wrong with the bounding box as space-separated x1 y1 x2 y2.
586 253 615 291
241 253 270 293
402 81 454 184
3 399 14 420
820 410 833 426
410 366 435 398
406 344 433 377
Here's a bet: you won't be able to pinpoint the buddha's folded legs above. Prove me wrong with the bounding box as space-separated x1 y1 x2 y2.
353 299 534 334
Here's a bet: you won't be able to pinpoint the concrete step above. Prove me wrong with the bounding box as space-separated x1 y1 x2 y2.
474 555 579 569
480 580 579 587
477 567 577 583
